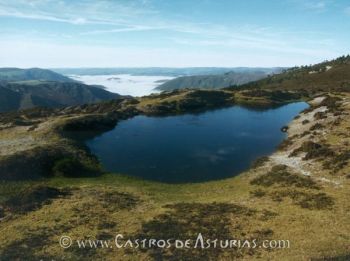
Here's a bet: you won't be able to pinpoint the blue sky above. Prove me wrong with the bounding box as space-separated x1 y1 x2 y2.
0 0 349 67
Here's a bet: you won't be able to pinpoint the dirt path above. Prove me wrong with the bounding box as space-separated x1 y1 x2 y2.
267 95 347 186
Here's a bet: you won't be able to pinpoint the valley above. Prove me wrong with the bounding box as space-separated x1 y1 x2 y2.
69 74 175 96
0 56 349 260
2 0 350 259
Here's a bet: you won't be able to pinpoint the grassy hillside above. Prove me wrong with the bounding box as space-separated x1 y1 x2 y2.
156 71 271 91
0 92 349 260
0 56 349 260
0 87 21 112
0 81 122 112
0 68 75 82
233 55 350 92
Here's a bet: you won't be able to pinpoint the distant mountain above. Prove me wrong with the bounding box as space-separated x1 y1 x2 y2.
0 81 122 113
0 68 75 82
155 70 276 91
52 67 285 77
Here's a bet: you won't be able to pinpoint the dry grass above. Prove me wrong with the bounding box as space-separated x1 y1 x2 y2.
0 93 349 260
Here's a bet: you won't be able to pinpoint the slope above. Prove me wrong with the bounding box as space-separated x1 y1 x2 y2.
234 55 350 92
0 68 75 83
0 81 122 112
156 71 273 91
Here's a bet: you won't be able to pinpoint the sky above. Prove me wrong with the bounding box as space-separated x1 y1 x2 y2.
0 0 349 68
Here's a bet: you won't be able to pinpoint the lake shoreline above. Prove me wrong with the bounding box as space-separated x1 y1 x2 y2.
1 90 349 260
0 88 307 180
85 102 308 183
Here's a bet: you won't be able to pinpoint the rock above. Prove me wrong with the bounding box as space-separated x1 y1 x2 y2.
281 126 289 132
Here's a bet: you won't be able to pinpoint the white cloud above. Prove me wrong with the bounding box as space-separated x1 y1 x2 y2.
345 6 350 15
0 0 155 25
0 0 345 67
0 9 90 25
290 0 330 12
0 39 342 68
80 25 162 35
304 1 326 11
170 36 337 58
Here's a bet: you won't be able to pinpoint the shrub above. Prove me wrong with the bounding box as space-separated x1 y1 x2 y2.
301 106 314 114
278 138 294 150
310 123 324 131
251 156 269 168
52 158 83 177
270 190 334 210
314 111 327 120
250 189 266 198
3 186 69 215
290 141 335 160
132 202 262 260
333 118 342 126
300 131 310 137
319 96 342 112
52 157 100 177
99 191 139 211
241 90 301 102
259 210 278 221
298 192 334 210
250 165 319 189
323 150 350 171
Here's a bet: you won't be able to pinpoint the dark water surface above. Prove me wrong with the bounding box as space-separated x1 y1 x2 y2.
86 102 308 183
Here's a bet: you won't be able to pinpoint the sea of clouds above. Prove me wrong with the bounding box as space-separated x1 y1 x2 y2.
69 74 174 96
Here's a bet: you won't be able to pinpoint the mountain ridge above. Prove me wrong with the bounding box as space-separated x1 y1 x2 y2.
155 70 275 91
52 67 285 77
231 55 350 92
0 68 75 83
0 80 122 113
